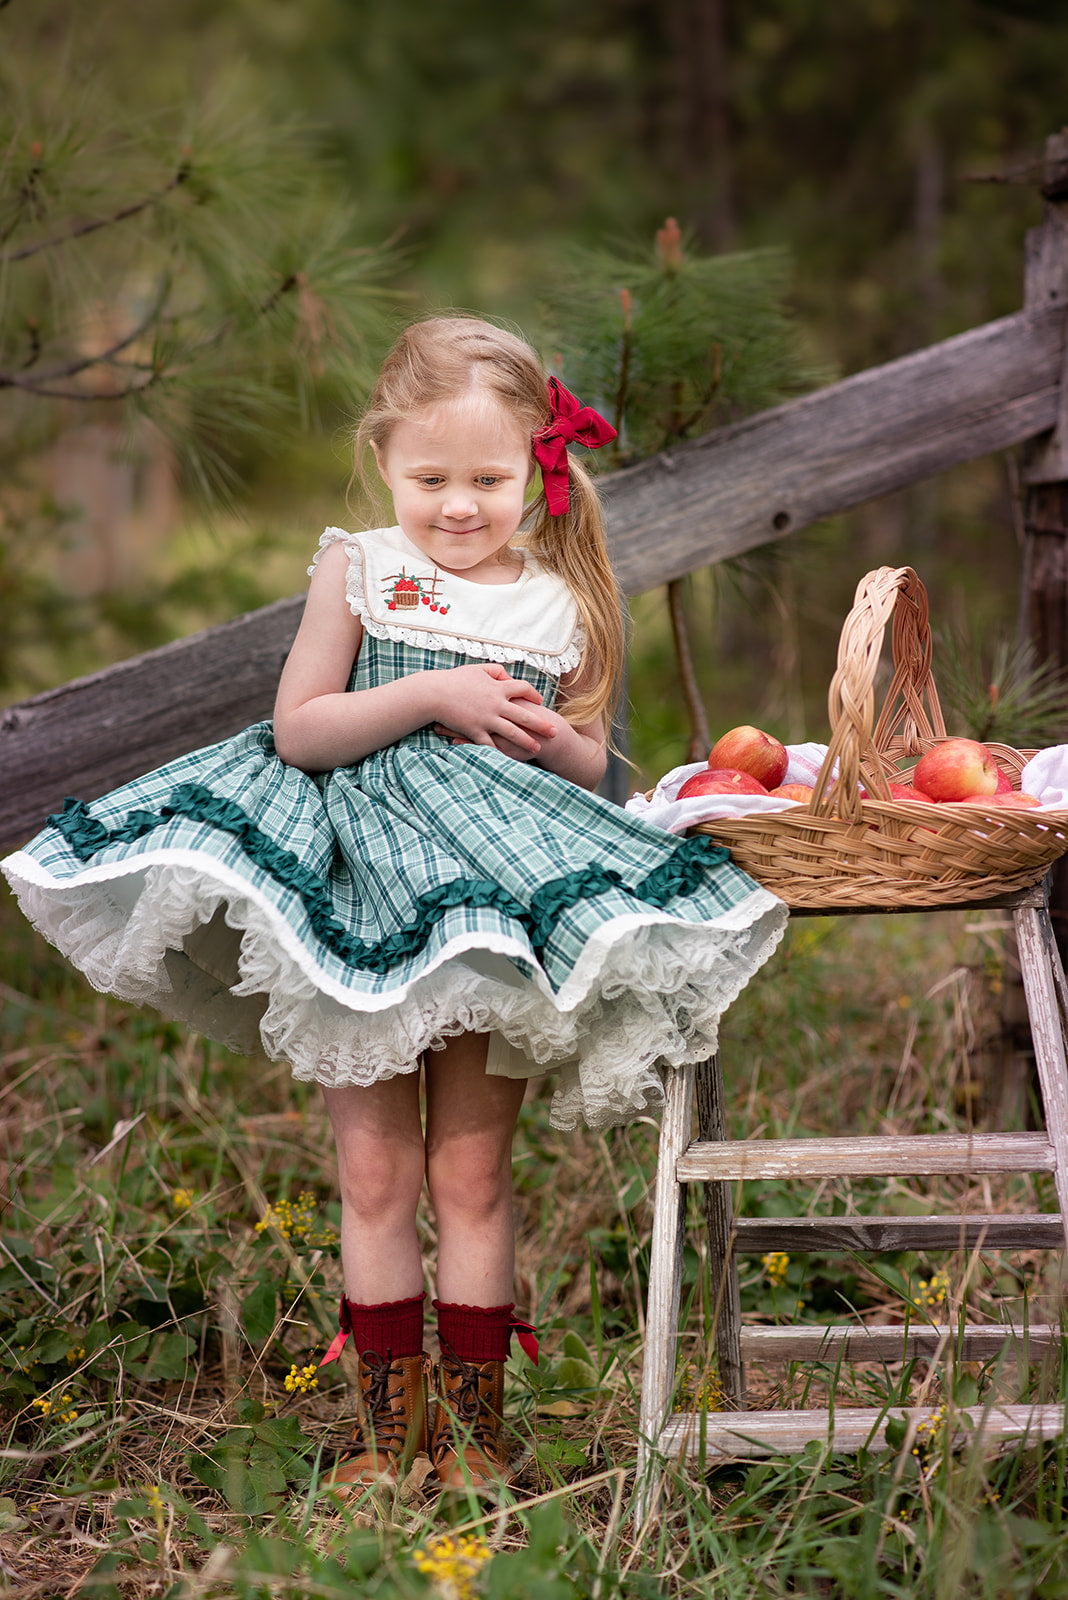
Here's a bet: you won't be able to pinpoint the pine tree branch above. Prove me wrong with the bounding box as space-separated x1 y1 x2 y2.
19 320 41 371
178 270 301 362
0 374 158 401
0 160 190 264
0 275 169 396
0 146 45 251
667 578 711 762
0 267 305 401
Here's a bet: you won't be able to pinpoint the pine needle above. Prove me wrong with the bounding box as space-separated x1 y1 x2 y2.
935 625 1068 747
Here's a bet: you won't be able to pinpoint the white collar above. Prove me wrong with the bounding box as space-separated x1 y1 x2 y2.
311 526 583 677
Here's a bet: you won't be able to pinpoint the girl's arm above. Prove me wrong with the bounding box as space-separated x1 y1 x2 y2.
527 709 607 790
529 662 607 791
274 543 558 772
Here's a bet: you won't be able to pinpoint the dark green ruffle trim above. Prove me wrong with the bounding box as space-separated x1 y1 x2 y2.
47 785 731 976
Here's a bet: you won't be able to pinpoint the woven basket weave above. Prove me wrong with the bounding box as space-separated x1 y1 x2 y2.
691 565 1068 909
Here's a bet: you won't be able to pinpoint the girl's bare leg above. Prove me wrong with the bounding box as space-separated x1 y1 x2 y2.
321 1072 425 1303
424 1034 526 1306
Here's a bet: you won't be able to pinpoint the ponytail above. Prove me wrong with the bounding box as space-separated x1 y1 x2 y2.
522 457 626 734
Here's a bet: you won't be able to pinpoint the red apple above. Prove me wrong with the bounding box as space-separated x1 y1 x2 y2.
913 739 999 802
995 767 1013 794
887 783 935 803
958 790 1041 809
770 783 814 802
678 767 770 799
707 725 788 790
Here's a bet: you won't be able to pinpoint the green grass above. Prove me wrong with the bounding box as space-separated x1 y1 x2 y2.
2 892 1068 1597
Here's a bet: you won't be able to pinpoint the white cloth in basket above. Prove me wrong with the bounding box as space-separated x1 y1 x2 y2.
630 742 1065 837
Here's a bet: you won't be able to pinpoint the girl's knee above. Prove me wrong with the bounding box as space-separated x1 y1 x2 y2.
426 1142 512 1221
336 1136 424 1221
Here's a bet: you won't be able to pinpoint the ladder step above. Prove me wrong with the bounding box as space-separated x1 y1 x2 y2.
740 1322 1060 1362
677 1132 1056 1182
658 1404 1068 1462
733 1213 1065 1252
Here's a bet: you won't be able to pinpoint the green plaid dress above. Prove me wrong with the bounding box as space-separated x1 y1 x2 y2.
2 632 786 1130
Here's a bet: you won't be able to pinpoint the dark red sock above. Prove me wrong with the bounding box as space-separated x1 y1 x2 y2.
341 1292 425 1360
434 1299 513 1363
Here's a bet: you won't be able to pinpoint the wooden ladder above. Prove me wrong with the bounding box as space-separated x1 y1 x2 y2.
636 882 1068 1512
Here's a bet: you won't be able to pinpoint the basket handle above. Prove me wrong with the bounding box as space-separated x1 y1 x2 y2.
809 566 947 823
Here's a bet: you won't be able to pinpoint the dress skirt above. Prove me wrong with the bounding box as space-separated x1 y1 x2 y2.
2 641 786 1130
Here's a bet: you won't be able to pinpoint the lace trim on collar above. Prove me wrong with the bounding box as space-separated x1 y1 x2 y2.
310 528 585 677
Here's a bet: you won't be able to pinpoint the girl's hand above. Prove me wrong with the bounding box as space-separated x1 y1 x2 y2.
435 667 609 789
433 724 541 763
431 663 556 756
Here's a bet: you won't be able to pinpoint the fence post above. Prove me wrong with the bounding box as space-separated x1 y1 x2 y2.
1020 129 1068 956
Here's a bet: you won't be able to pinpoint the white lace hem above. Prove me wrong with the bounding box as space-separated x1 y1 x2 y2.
3 849 786 1131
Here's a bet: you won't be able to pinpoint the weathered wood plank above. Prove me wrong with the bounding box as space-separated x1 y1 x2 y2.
677 1131 1057 1182
1012 907 1068 1248
733 1213 1065 1253
658 1404 1067 1461
695 1054 746 1407
0 596 304 850
1 304 1064 849
740 1323 1060 1362
1020 138 1068 484
635 1060 695 1523
603 303 1065 592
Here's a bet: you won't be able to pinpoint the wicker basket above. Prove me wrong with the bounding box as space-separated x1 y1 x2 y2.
691 565 1068 909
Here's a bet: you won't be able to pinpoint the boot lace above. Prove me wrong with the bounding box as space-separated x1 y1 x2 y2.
433 1350 498 1459
342 1349 407 1461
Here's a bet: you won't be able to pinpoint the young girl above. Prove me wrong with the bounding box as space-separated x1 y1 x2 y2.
2 316 786 1494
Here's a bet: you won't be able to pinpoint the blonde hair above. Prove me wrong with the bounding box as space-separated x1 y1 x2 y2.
353 316 625 732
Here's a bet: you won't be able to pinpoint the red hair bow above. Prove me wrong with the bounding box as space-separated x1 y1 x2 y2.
531 377 616 517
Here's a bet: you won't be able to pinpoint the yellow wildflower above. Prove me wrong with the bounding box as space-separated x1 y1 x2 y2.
910 1403 949 1474
413 1533 493 1600
284 1362 319 1394
762 1251 790 1287
256 1191 338 1249
917 1270 949 1311
171 1188 196 1211
674 1362 725 1412
66 1346 86 1365
913 1403 947 1444
32 1391 78 1424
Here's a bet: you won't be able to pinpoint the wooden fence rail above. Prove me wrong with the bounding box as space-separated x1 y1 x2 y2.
1 300 1064 851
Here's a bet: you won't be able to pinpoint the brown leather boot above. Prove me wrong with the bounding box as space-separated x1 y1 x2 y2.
429 1347 510 1491
326 1349 428 1495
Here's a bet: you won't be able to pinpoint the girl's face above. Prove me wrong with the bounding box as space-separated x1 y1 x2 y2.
372 390 532 582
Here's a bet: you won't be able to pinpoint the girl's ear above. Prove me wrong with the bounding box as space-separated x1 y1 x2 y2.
370 440 390 489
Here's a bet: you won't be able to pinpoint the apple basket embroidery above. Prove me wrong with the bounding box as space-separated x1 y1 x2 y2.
383 567 451 615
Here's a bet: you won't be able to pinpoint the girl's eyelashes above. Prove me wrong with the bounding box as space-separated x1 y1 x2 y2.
414 474 506 489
